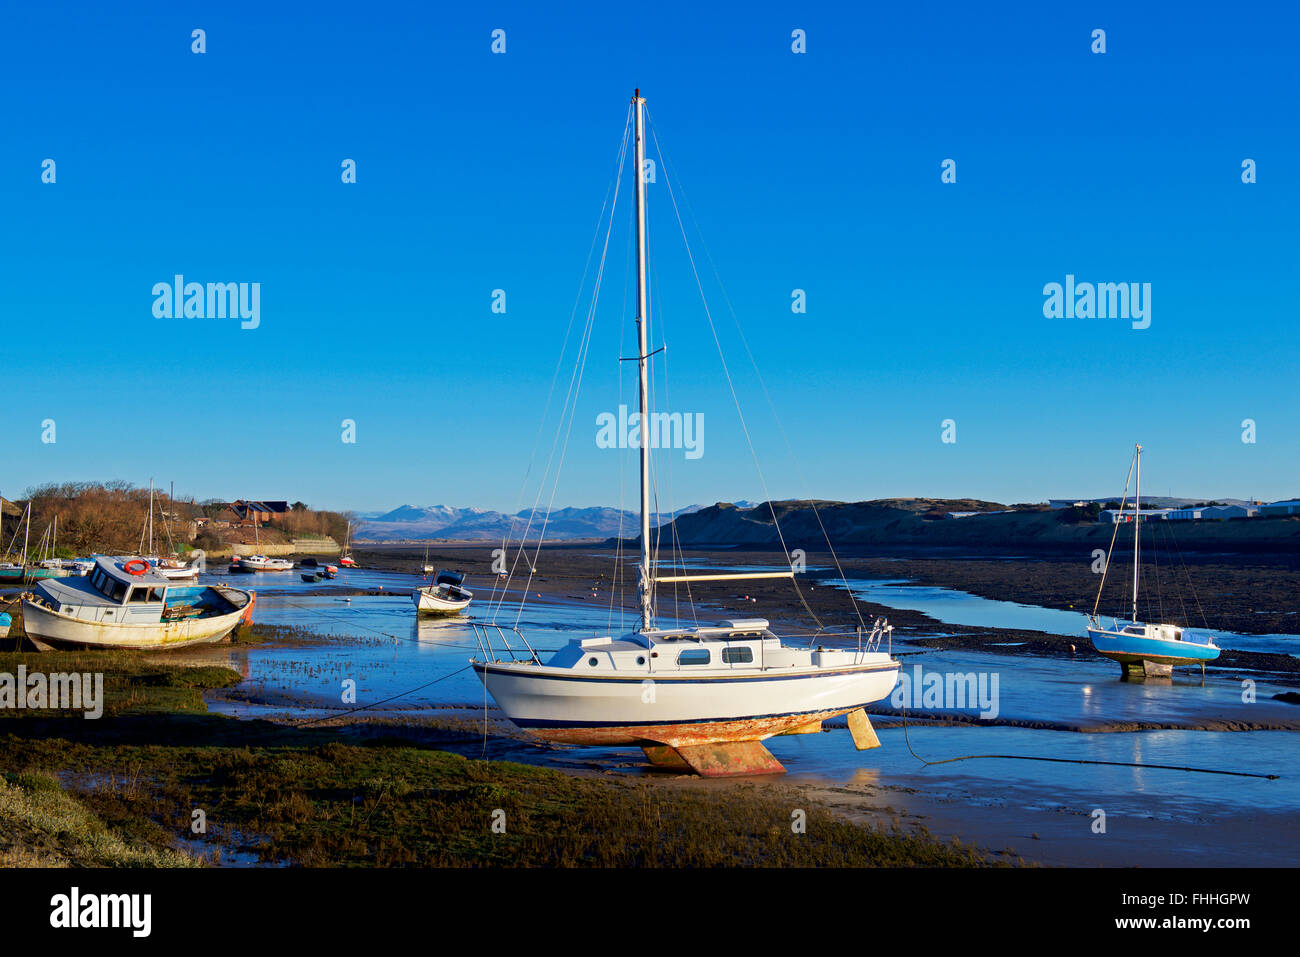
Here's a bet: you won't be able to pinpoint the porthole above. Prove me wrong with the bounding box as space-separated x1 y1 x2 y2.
588 657 599 666
636 656 646 665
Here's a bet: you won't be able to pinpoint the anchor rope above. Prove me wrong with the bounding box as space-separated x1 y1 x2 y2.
897 700 1279 780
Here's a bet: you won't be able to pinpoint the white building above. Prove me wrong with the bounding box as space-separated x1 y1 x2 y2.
1100 508 1173 524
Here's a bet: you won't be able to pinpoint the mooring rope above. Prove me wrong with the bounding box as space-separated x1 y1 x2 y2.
291 665 474 729
897 701 1280 780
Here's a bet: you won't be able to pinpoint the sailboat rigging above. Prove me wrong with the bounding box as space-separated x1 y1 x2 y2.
468 91 900 777
1087 444 1221 678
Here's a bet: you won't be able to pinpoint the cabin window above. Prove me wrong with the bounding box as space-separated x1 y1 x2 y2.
636 656 646 666
129 587 150 603
109 580 128 602
678 649 711 666
588 657 599 667
722 647 753 664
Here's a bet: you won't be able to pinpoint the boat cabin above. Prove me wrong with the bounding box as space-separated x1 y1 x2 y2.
33 557 218 624
539 618 861 674
432 569 471 598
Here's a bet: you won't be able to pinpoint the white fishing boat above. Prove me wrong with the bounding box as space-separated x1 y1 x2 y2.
21 556 254 651
231 508 293 571
238 554 294 572
155 561 201 581
1086 445 1221 678
470 91 900 777
413 570 473 615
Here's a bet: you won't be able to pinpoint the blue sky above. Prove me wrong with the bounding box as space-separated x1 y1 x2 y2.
2 1 1296 513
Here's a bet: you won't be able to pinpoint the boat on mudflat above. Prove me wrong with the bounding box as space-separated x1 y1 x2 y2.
0 563 66 582
470 91 899 777
413 570 473 615
238 554 295 572
1086 444 1221 678
21 556 255 651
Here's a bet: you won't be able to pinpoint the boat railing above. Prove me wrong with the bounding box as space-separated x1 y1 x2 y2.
471 622 541 664
856 618 892 656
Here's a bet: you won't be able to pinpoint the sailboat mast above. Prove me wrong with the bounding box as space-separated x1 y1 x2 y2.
1132 444 1141 622
633 88 653 632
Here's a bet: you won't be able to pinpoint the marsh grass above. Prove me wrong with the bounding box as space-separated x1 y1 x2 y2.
0 646 1001 868
0 770 197 867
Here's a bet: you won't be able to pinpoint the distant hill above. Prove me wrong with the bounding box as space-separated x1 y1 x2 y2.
642 499 1300 555
357 503 705 542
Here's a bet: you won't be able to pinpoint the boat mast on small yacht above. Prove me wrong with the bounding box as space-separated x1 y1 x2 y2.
469 91 900 777
235 510 294 571
1086 444 1220 678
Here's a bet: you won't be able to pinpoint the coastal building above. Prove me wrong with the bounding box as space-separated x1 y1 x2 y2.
229 500 291 526
1100 508 1173 524
1168 507 1204 521
1259 499 1300 516
1201 504 1258 520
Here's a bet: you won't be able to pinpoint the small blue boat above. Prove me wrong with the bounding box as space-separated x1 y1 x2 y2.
1086 444 1220 678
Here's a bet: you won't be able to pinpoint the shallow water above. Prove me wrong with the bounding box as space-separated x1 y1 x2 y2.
193 570 1299 866
838 578 1300 656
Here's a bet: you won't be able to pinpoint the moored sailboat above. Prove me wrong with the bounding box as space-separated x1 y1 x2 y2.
1086 444 1221 678
469 91 900 777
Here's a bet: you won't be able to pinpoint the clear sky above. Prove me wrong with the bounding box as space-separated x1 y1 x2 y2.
3 1 1296 513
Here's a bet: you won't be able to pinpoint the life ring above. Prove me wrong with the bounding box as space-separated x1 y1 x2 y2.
123 559 151 576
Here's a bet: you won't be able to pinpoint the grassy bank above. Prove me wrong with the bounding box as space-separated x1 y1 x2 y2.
0 643 996 868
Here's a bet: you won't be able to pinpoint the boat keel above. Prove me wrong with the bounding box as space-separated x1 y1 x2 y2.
648 740 786 777
1121 659 1174 679
641 744 692 769
846 708 881 750
778 719 823 736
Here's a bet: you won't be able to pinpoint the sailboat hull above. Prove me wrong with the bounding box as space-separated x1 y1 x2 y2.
473 660 899 748
1087 627 1220 669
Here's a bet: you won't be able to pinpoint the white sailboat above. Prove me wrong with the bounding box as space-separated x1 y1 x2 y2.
233 508 293 571
339 521 357 567
1086 444 1221 678
131 479 199 580
469 91 900 777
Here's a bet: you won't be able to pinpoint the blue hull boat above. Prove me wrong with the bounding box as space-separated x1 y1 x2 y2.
1087 622 1219 677
1086 444 1220 678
